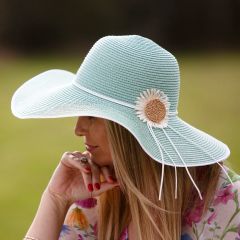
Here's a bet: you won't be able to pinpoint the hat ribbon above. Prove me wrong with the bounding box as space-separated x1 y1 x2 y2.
72 82 234 201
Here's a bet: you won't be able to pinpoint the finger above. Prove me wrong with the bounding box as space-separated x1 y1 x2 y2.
68 152 92 173
92 180 120 197
81 150 92 160
59 152 94 193
87 158 101 190
101 166 116 183
81 170 94 192
71 151 99 192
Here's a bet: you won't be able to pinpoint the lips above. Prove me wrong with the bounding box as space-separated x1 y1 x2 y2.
85 144 98 152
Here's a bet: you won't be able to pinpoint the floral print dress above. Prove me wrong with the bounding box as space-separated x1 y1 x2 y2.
58 193 128 240
181 165 240 240
59 165 240 240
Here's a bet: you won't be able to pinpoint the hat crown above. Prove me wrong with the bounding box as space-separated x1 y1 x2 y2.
74 35 180 113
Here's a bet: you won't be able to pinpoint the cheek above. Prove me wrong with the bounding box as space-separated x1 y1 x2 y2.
92 152 113 167
97 143 112 160
93 143 113 166
90 122 112 164
94 127 109 150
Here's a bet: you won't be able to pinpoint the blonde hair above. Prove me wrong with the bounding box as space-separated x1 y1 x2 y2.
97 119 222 240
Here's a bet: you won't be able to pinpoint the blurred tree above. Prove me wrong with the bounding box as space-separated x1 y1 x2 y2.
0 0 239 53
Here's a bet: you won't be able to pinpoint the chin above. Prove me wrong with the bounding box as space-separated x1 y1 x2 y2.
94 161 111 168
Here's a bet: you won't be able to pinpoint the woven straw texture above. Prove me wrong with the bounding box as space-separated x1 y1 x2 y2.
11 35 230 167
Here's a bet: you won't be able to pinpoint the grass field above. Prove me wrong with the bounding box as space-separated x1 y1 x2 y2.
0 51 239 239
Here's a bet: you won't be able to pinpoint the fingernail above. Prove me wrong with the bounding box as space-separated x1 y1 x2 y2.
108 176 115 182
88 183 93 191
85 167 91 171
94 183 100 190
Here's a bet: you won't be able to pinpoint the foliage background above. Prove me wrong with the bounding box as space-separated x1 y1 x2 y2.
0 1 239 239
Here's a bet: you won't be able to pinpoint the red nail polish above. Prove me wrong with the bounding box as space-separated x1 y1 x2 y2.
85 167 91 171
94 183 100 190
88 183 93 191
108 176 115 181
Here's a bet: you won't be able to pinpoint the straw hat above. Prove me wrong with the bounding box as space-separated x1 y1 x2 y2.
11 35 232 200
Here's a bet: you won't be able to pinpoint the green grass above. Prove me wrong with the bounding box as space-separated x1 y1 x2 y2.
0 51 239 239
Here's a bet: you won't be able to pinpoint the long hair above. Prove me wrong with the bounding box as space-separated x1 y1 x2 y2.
96 119 223 240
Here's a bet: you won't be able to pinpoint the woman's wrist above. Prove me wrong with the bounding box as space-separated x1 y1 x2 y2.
43 187 71 210
24 188 70 239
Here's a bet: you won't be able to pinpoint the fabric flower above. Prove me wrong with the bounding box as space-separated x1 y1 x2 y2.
181 233 193 240
207 211 217 224
134 88 170 128
93 222 98 236
235 223 240 240
119 227 128 240
183 200 204 227
59 224 71 239
213 184 234 205
65 207 89 230
75 197 98 208
77 234 84 240
58 225 79 240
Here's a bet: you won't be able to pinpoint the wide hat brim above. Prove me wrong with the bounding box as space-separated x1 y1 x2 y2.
11 69 230 167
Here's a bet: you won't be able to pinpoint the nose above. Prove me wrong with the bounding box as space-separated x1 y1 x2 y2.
74 117 88 136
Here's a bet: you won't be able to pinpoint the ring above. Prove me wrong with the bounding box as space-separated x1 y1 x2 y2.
79 156 89 164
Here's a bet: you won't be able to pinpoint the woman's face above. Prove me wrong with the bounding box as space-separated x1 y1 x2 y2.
74 116 113 167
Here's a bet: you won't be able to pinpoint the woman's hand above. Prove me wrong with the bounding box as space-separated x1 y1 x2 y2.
45 151 119 206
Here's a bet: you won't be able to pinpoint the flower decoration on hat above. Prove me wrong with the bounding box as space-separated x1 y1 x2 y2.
134 88 170 128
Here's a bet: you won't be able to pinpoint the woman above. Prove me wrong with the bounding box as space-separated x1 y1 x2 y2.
11 35 240 240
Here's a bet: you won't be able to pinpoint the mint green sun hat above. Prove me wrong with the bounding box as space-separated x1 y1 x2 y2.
11 35 232 200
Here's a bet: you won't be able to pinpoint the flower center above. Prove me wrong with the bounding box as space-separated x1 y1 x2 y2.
144 99 166 123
